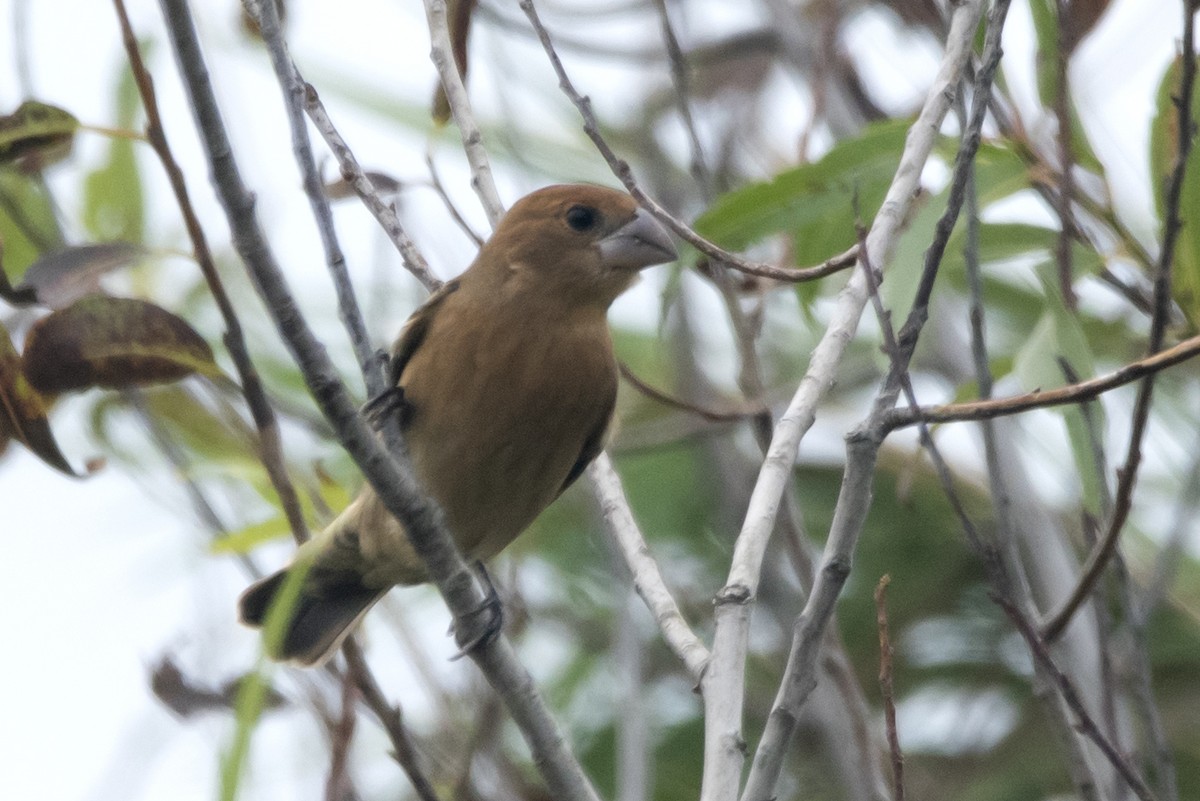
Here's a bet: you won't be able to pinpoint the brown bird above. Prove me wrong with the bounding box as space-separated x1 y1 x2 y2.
238 184 677 665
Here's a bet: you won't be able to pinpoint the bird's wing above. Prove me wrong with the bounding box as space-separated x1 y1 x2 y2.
359 279 461 429
387 278 461 387
558 390 615 497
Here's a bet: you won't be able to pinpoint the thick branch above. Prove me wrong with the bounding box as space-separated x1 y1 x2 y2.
710 3 989 800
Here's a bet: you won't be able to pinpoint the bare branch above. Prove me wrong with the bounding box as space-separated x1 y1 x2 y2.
651 0 711 193
340 639 441 801
883 334 1200 432
423 0 504 227
247 0 378 390
739 4 1000 798
587 454 709 681
618 361 765 423
518 0 858 285
302 86 442 293
996 598 1160 801
1042 2 1200 642
874 575 903 801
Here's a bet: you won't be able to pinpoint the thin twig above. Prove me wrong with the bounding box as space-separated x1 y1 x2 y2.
423 0 504 227
156 4 601 799
651 0 711 193
1042 3 1199 642
1053 0 1078 311
113 0 310 545
425 147 485 246
518 0 858 285
884 333 1200 432
874 575 903 801
996 597 1160 801
302 82 441 293
249 0 378 389
324 668 358 801
618 361 764 423
342 640 441 801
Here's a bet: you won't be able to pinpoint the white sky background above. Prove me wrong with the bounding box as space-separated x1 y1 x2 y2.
0 1 1188 799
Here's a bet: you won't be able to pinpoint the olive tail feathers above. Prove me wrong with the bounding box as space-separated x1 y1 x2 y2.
238 569 385 667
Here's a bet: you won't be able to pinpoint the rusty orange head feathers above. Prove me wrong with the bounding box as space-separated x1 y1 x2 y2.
476 184 678 307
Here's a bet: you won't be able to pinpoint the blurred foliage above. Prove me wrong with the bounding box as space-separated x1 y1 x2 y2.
2 2 1199 801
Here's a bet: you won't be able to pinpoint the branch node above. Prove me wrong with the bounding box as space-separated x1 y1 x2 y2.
714 583 752 607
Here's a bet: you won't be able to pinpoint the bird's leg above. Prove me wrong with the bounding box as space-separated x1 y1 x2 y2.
450 561 504 659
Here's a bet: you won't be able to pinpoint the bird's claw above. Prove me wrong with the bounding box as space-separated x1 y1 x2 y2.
362 385 407 427
450 562 504 660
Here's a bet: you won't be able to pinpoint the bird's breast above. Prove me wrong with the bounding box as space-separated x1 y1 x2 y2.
400 309 616 558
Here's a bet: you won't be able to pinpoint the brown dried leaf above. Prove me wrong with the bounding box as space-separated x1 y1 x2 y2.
323 170 404 200
16 242 145 309
240 0 288 39
22 295 219 394
151 656 286 718
1063 0 1113 53
0 100 80 169
432 0 479 125
0 319 78 475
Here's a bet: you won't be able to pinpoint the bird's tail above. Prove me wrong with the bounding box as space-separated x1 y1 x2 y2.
238 567 385 666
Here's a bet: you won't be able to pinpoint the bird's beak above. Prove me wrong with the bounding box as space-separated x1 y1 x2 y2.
598 208 678 270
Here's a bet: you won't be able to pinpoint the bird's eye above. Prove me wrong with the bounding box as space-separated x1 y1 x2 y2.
565 205 598 232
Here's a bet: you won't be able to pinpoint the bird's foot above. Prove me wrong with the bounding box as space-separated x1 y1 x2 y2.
362 385 407 427
450 562 504 659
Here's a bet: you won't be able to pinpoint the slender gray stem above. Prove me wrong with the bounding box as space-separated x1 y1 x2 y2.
249 0 378 391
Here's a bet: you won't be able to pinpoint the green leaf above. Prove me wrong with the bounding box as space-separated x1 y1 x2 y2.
84 59 145 243
1150 55 1200 327
0 100 79 167
694 118 911 256
211 516 292 554
0 171 64 279
1013 264 1105 515
1026 0 1107 174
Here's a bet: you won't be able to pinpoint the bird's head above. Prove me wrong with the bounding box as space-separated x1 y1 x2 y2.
479 184 678 309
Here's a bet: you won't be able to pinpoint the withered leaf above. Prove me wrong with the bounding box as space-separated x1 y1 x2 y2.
16 242 145 309
0 100 80 168
0 319 78 475
324 170 404 200
240 0 288 40
151 656 286 718
22 295 219 394
431 0 479 125
1063 0 1112 54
